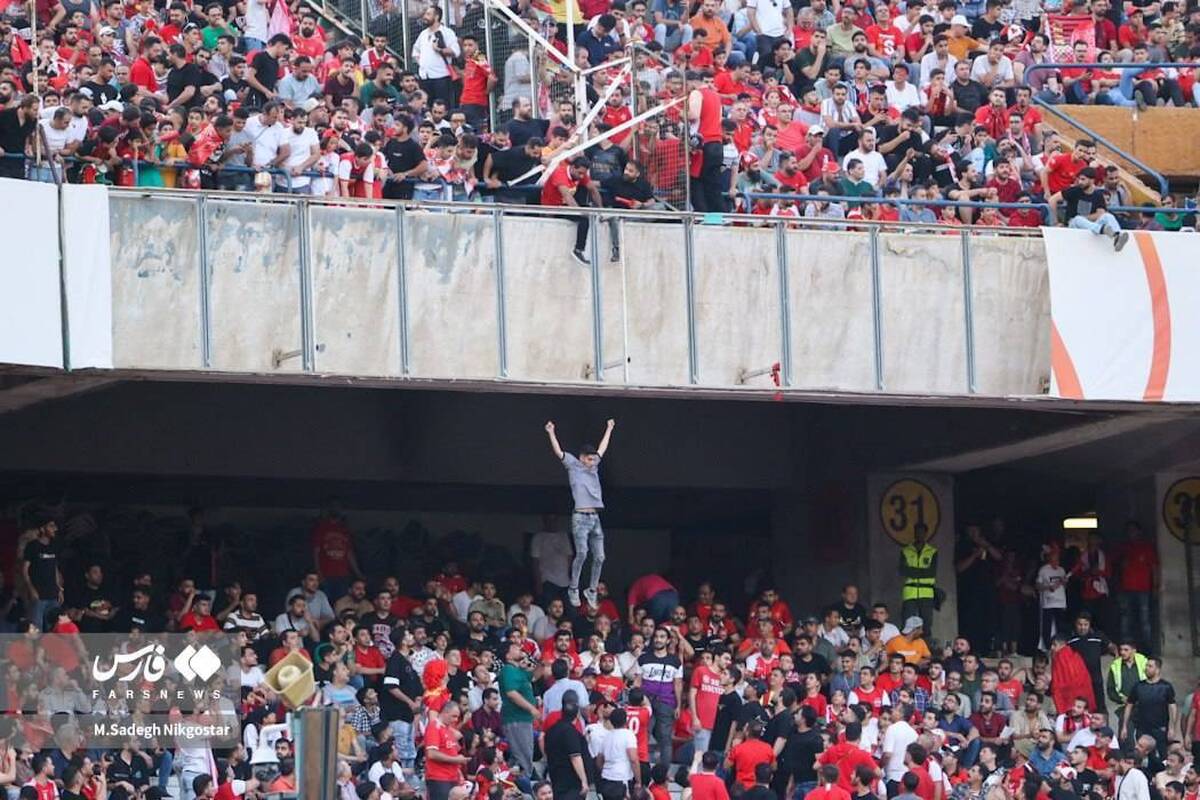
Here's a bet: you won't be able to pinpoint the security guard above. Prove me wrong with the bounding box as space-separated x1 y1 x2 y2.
900 522 938 638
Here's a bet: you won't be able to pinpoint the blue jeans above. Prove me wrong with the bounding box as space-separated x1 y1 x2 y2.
243 36 265 51
157 750 174 792
645 589 680 623
31 599 56 631
569 512 605 595
1118 591 1153 649
1069 212 1120 236
413 186 447 202
390 719 416 767
959 738 982 767
793 781 818 800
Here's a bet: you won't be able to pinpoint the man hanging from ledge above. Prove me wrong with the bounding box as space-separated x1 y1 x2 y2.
545 418 616 610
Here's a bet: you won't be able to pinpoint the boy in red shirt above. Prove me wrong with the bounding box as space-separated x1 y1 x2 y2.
458 35 495 128
691 752 732 800
808 765 853 800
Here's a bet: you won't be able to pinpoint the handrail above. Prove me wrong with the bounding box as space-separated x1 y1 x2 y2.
1031 95 1170 198
745 191 1053 219
1021 61 1193 199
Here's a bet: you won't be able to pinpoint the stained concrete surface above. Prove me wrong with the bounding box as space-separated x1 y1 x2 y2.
879 232 968 394
205 201 303 374
309 206 401 377
787 230 877 392
404 211 498 379
692 225 783 388
109 195 203 370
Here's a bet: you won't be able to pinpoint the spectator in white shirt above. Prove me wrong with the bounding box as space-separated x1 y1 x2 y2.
842 128 889 187
886 64 923 112
277 107 321 193
411 5 460 105
242 101 286 170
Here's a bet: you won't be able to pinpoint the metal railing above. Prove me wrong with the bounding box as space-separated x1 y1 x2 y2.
744 192 1054 224
102 186 1052 395
1022 61 1196 198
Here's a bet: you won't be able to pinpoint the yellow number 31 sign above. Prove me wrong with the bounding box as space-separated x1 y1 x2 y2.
880 479 941 546
1162 476 1200 543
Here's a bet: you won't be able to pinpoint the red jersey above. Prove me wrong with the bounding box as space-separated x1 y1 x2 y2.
311 518 353 578
729 738 775 789
460 58 492 106
337 153 375 198
996 678 1023 707
425 717 464 782
775 168 808 192
130 56 157 92
819 742 878 792
866 24 905 57
1008 103 1043 134
1045 152 1088 195
601 103 633 144
625 704 651 763
973 104 1008 140
696 87 723 143
877 672 903 694
354 644 385 672
910 766 936 800
293 34 325 60
179 612 220 633
691 773 732 800
26 779 58 800
595 675 624 703
691 665 723 729
851 684 889 716
540 162 591 206
1118 540 1157 592
807 786 852 800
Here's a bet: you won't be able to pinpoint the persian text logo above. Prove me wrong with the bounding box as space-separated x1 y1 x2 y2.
92 643 222 684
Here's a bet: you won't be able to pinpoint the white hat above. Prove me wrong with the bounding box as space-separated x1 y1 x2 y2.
99 99 124 112
950 13 969 25
300 97 321 113
902 616 924 634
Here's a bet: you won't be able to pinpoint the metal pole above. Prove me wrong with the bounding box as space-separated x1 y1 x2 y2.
618 215 630 384
529 38 539 117
683 216 699 384
775 221 792 387
402 4 411 66
492 207 508 377
627 49 640 162
588 211 603 381
565 0 576 79
297 200 316 372
395 205 411 375
868 226 884 391
360 0 369 46
960 229 977 394
56 180 70 370
683 115 691 211
483 3 497 133
196 195 213 369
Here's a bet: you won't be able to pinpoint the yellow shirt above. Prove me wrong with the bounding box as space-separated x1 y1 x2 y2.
947 34 981 62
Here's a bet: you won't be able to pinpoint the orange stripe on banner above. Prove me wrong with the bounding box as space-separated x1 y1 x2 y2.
1134 232 1172 402
1050 321 1084 399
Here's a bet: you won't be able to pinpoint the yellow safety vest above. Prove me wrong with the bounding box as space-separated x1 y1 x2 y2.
901 544 938 601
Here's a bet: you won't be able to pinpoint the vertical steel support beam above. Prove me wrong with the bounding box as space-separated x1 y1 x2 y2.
395 205 411 375
589 212 603 381
297 200 316 372
196 195 213 369
869 226 884 391
961 229 977 394
483 5 497 133
775 221 792 387
492 208 509 377
683 216 699 384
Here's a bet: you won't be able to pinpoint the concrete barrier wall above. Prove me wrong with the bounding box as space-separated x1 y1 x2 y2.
105 194 1052 398
110 195 203 370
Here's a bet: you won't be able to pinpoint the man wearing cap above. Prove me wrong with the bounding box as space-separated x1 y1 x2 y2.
886 618 931 665
947 16 981 61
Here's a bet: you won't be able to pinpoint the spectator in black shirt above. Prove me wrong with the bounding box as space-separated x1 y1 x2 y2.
0 95 38 178
107 743 154 800
544 693 590 800
1050 170 1130 251
83 60 121 106
744 763 777 800
246 33 291 109
166 44 207 109
711 666 744 752
1122 657 1177 758
381 115 426 199
70 563 119 633
950 60 988 113
485 136 544 203
782 707 824 797
23 521 62 631
834 584 869 637
971 0 1006 41
506 96 550 147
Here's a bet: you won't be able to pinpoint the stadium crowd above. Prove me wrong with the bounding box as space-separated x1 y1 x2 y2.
0 0 1199 255
0 497 1196 800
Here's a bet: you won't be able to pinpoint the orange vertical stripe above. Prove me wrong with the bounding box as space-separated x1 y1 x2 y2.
1134 232 1172 402
1050 321 1084 399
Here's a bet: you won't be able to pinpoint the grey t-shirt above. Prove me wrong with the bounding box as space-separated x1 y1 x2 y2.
562 453 604 510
